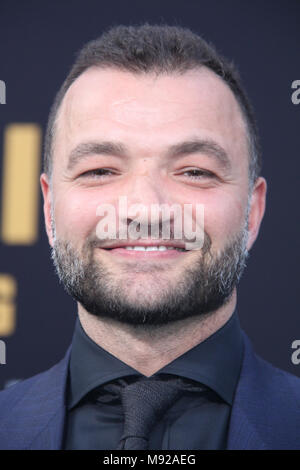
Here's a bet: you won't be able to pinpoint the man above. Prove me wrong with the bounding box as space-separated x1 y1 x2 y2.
0 24 299 450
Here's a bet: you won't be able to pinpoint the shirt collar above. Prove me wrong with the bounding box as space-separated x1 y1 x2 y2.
68 308 244 410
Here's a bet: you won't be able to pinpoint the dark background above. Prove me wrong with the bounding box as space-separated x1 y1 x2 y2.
0 0 299 389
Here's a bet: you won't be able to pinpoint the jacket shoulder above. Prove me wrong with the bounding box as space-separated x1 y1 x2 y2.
241 333 300 403
0 359 64 409
228 331 300 449
0 347 71 449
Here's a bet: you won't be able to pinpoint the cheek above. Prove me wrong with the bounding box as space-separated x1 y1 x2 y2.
191 192 247 246
53 190 105 242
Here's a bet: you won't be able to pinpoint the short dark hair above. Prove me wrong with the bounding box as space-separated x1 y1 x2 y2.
44 23 262 190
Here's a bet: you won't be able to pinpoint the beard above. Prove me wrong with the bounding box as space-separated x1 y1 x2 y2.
50 215 250 328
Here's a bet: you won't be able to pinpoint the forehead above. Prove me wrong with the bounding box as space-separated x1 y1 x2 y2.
54 66 248 169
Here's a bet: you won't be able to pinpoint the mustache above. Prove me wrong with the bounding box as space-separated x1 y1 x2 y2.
87 228 212 254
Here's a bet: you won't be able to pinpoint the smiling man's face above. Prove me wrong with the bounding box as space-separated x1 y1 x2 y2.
40 66 266 326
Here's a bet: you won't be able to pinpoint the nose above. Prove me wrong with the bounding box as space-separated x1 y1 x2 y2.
127 168 164 205
118 169 175 237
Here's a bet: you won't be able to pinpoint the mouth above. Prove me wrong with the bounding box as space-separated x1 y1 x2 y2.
99 244 189 259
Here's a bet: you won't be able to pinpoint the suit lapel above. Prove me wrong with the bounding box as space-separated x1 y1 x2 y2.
6 327 295 449
227 331 268 450
227 401 267 449
25 331 268 449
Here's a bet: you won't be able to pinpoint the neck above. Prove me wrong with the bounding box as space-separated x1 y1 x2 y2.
77 289 237 377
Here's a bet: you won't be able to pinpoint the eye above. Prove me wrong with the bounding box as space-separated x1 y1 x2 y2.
79 168 115 178
181 169 215 180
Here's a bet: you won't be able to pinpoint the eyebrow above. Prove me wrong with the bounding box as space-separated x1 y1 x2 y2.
67 138 232 172
67 142 126 171
167 139 231 171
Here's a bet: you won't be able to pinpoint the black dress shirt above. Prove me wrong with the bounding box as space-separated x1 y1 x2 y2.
63 309 244 450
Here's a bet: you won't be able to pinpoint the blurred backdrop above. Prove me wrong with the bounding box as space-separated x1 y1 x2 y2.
0 0 299 389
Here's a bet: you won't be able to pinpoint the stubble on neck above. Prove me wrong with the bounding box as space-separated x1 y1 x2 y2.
77 288 237 377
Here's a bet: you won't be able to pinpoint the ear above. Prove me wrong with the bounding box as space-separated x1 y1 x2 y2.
247 176 267 251
40 173 54 247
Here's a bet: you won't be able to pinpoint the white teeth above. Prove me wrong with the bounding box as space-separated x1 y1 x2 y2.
124 245 182 251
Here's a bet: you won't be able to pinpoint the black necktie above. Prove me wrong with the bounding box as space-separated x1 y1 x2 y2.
98 374 207 450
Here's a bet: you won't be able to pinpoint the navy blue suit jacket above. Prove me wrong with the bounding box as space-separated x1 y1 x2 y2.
0 330 300 449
